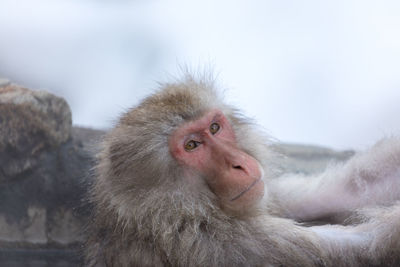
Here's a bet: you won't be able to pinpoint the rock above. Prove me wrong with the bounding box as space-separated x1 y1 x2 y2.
0 207 47 244
0 125 104 266
0 84 72 145
0 125 104 244
273 143 355 174
0 79 10 88
0 84 72 181
0 83 104 266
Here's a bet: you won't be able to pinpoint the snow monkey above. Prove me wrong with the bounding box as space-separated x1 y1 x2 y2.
85 75 400 266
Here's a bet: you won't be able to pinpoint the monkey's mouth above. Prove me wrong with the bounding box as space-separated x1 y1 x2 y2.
230 178 262 201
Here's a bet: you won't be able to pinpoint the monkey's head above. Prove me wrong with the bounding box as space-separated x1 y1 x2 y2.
96 76 271 219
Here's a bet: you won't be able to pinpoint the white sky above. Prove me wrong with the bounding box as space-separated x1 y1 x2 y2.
0 0 399 150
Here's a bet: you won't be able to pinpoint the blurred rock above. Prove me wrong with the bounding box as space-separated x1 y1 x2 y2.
0 78 10 88
0 83 105 266
0 81 354 266
273 143 354 175
0 84 72 144
0 85 72 181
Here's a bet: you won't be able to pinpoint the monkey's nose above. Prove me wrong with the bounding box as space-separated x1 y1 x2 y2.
233 165 243 170
232 164 249 175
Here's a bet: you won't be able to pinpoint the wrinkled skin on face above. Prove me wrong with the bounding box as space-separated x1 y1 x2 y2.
169 109 265 212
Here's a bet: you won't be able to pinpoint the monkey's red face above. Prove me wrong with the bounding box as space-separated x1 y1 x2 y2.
169 110 265 212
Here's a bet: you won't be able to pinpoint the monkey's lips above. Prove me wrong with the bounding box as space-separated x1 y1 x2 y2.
230 177 263 201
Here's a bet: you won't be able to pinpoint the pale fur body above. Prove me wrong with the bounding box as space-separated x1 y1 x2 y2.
85 76 400 266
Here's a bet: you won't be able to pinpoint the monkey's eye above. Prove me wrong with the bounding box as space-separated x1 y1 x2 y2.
210 123 220 134
184 140 199 151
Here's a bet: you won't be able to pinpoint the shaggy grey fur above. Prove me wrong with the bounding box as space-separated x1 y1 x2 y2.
85 76 400 266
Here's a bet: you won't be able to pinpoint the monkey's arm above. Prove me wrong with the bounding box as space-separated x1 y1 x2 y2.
309 202 400 265
267 137 400 221
261 203 400 266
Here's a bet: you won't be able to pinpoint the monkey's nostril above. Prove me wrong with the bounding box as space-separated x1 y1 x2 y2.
233 165 243 170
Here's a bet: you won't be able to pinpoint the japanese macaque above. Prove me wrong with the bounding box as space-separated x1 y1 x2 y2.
85 75 400 266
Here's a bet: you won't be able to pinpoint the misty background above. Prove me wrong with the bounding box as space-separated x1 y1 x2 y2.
0 0 399 150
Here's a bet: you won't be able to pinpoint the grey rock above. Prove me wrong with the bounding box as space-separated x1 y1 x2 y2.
273 143 355 175
0 84 72 181
0 79 10 88
0 84 102 265
0 125 103 265
0 84 72 144
0 126 104 245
